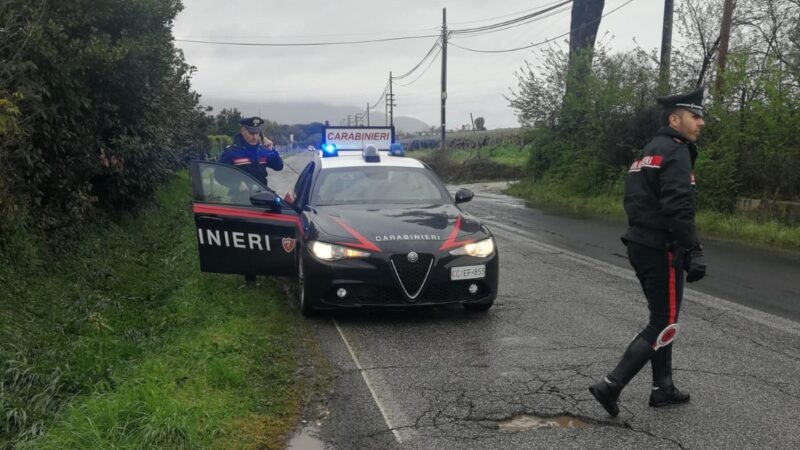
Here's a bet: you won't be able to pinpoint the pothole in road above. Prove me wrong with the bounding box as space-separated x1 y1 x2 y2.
287 424 327 450
498 414 591 432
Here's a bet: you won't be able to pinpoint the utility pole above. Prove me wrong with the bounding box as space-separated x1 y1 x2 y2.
440 8 448 157
366 102 370 126
658 0 673 96
715 0 734 97
387 71 395 128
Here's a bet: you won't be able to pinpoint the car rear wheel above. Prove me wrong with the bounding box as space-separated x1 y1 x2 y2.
298 256 317 316
463 301 493 312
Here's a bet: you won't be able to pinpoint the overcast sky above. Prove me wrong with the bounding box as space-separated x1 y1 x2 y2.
174 0 666 129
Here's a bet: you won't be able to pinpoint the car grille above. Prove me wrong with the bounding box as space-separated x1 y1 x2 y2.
322 280 491 306
390 253 434 301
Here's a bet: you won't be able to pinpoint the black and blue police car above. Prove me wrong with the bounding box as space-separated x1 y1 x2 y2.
189 127 498 315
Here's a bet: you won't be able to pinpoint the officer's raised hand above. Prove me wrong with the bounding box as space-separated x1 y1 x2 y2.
684 244 706 282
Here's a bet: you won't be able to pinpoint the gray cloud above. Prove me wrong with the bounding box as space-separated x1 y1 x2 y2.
175 0 663 128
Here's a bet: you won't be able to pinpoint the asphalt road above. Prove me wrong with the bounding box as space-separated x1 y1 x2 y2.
274 151 800 450
460 182 800 323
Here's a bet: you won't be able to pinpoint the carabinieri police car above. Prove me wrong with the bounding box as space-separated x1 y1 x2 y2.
190 126 498 315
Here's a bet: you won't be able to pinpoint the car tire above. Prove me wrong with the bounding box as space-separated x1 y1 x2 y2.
463 301 493 312
298 256 317 316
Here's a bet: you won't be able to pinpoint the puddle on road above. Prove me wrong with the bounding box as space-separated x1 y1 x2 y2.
498 414 590 432
287 424 327 450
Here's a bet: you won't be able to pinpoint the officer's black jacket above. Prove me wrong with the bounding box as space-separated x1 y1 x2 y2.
218 134 283 185
622 126 699 250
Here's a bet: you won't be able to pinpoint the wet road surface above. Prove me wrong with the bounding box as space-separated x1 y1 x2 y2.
273 152 800 449
460 181 800 322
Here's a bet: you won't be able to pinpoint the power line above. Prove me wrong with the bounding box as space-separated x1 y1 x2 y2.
394 47 442 87
174 33 440 47
450 0 572 35
175 27 440 40
369 82 390 110
174 1 574 47
392 37 441 80
450 4 572 39
448 0 569 25
450 0 636 53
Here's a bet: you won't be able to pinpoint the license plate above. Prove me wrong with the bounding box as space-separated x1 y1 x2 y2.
451 265 486 280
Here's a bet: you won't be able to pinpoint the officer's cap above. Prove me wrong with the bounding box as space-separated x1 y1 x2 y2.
239 116 264 133
657 87 705 117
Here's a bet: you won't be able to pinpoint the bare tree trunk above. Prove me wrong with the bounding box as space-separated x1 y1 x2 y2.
565 0 606 99
659 0 674 95
568 0 606 56
715 0 735 96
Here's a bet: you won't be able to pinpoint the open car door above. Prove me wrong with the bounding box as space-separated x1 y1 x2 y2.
189 160 300 277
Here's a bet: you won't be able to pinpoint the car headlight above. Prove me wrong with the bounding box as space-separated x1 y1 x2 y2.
310 241 371 261
449 237 495 257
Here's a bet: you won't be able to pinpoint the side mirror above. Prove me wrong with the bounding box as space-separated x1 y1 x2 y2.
454 188 474 204
250 191 282 208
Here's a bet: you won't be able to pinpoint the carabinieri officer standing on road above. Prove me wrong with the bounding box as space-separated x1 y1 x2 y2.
219 116 283 186
589 87 708 417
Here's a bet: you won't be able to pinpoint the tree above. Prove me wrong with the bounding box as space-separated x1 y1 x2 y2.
474 117 486 130
507 49 569 127
0 0 206 238
214 108 243 136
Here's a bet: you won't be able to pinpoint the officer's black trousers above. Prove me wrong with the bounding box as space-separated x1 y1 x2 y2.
626 241 684 346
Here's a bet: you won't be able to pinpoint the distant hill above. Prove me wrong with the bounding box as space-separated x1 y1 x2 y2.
202 98 430 134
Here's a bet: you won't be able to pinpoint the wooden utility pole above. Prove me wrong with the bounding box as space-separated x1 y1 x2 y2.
388 71 395 128
440 8 448 156
715 0 735 96
658 0 674 95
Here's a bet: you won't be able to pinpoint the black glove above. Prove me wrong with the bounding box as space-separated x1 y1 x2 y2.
684 244 706 283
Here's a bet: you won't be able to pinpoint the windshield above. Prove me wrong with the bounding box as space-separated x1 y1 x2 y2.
312 166 449 206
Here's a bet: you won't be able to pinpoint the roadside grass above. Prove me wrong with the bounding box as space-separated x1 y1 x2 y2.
412 142 799 251
1 173 316 449
412 145 528 168
507 179 800 251
412 145 527 182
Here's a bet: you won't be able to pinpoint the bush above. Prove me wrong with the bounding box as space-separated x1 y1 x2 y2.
508 44 800 219
0 1 210 247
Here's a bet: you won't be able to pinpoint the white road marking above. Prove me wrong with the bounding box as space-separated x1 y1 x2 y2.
485 218 800 336
333 319 406 443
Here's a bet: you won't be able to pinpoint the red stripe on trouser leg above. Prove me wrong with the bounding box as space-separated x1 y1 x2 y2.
667 251 677 324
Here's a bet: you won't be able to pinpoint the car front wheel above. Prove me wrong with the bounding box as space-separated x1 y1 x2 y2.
298 256 317 316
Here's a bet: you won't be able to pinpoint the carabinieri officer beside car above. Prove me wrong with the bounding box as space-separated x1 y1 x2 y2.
219 116 283 186
589 87 708 417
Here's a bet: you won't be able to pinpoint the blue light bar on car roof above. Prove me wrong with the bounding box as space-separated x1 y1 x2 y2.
389 142 405 157
362 145 380 162
322 143 338 157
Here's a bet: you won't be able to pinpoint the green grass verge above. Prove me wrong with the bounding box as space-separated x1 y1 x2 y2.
412 145 528 168
506 179 800 251
413 145 527 182
1 173 316 449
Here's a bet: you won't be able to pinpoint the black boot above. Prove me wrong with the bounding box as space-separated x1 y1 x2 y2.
649 345 690 407
589 335 655 417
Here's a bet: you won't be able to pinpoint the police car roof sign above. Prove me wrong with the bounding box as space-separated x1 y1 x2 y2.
323 126 394 151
